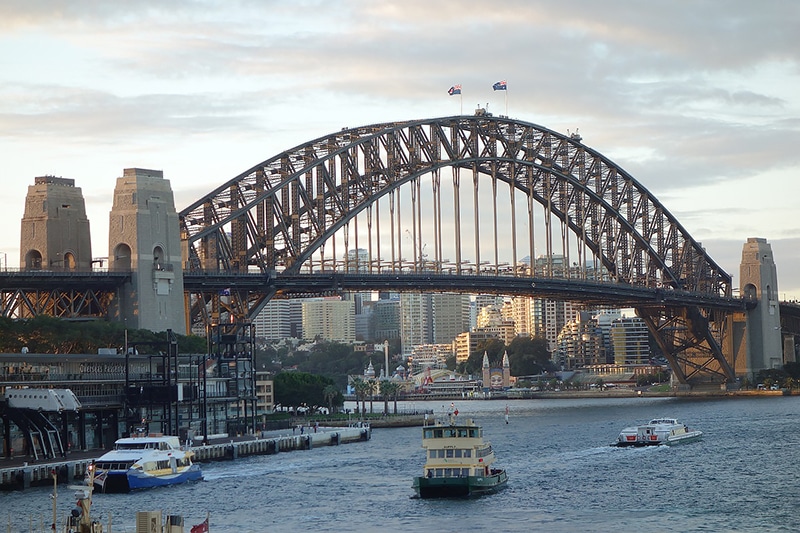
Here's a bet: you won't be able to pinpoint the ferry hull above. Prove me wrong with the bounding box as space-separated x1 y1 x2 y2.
615 430 703 447
413 470 508 499
96 465 203 493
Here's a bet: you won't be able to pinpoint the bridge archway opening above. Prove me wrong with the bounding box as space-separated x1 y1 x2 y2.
24 250 42 270
113 243 132 271
153 245 165 269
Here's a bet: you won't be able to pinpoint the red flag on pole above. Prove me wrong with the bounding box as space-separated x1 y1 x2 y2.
191 518 209 533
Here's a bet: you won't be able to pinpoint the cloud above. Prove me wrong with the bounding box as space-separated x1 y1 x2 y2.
1 0 798 298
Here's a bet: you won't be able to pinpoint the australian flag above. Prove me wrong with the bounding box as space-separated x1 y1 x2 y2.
492 80 507 91
448 84 462 96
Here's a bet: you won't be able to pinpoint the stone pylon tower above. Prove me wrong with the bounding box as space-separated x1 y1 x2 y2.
108 168 186 333
20 176 92 270
739 237 782 372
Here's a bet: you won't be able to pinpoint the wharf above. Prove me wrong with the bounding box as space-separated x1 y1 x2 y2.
0 424 371 491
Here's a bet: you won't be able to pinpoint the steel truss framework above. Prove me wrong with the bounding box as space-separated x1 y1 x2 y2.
179 115 739 384
0 287 114 319
0 271 126 320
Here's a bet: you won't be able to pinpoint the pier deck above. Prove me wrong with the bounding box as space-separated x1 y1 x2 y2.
0 424 371 490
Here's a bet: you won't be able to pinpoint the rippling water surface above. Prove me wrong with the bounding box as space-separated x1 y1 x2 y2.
3 396 798 532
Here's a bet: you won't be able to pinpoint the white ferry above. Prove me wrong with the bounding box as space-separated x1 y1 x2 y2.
615 418 703 447
89 434 203 492
413 411 508 498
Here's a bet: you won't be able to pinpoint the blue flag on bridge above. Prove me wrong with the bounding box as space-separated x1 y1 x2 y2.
448 84 462 96
493 80 507 91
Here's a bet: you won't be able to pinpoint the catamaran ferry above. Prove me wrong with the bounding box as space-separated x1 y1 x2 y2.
89 433 202 492
615 418 703 447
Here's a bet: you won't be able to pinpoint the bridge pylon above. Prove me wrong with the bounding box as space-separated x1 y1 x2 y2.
108 168 186 333
737 237 782 373
20 176 92 271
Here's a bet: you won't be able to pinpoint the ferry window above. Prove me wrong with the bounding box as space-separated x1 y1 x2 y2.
429 450 436 459
455 449 462 458
444 468 453 477
437 450 445 458
446 449 454 458
423 429 434 439
444 429 456 438
463 450 471 457
433 429 443 438
468 429 478 438
435 469 444 477
457 429 468 437
461 469 469 477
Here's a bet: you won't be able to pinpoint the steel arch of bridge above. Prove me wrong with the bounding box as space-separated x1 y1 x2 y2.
180 115 739 385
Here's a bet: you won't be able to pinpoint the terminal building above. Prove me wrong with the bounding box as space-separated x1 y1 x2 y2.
0 351 274 461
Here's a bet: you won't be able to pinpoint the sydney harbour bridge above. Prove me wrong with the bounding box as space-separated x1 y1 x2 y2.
3 112 798 387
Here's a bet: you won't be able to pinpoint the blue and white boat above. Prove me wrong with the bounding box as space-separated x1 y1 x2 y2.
89 433 203 492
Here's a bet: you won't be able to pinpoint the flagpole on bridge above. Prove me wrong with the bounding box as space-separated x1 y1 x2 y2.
448 84 463 114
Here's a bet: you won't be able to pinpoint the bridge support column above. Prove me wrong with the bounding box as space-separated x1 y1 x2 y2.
20 176 92 271
108 168 186 333
739 237 782 374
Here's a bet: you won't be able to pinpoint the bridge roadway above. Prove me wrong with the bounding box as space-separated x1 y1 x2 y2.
0 269 754 311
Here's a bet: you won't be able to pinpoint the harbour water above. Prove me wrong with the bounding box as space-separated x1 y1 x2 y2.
2 395 798 532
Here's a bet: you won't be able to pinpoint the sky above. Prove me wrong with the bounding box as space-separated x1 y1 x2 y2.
1 0 799 298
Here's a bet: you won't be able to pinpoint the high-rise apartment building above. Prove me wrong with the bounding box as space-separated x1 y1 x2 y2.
400 293 432 356
431 293 471 344
253 298 303 341
410 344 452 373
371 297 401 342
610 316 650 365
507 297 533 337
532 298 581 352
301 297 355 342
555 311 605 369
454 330 500 365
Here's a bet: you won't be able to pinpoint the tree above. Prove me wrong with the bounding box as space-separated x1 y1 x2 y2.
459 338 505 375
380 380 401 414
351 377 370 415
273 372 338 409
507 336 550 376
282 341 370 388
367 379 378 413
784 362 800 380
322 384 340 414
380 379 390 415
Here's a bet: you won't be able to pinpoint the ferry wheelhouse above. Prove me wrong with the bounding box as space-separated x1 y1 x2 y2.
413 413 508 498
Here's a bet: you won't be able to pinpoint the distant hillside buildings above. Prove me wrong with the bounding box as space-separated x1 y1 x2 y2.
250 253 652 373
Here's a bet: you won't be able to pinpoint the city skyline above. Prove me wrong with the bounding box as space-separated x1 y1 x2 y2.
2 2 798 298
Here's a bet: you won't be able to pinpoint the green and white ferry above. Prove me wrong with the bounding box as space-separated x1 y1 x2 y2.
413 410 508 498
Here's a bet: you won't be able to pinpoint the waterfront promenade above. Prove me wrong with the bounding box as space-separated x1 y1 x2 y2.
0 424 371 490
